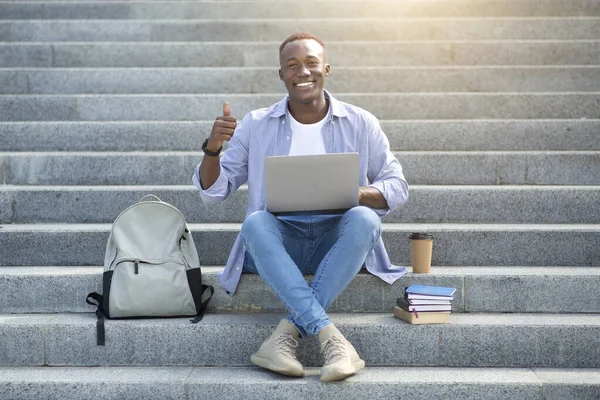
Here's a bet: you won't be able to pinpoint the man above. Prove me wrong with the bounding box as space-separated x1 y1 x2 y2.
193 32 409 382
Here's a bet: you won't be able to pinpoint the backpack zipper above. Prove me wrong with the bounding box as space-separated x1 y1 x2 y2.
112 257 185 274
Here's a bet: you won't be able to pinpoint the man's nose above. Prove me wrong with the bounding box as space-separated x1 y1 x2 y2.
297 64 310 76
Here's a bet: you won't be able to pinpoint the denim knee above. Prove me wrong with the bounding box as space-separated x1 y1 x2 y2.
240 210 273 240
344 206 382 244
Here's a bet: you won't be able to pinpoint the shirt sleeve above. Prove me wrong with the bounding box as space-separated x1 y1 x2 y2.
192 114 251 204
366 114 409 217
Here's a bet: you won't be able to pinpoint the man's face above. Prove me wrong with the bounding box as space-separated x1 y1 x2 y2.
279 39 330 105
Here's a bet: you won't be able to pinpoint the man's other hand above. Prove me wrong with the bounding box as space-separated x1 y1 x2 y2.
207 102 237 152
359 186 389 209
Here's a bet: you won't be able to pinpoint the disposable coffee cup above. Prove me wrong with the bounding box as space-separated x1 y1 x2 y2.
409 233 434 274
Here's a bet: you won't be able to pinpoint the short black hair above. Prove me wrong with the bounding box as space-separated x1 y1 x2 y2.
279 32 325 54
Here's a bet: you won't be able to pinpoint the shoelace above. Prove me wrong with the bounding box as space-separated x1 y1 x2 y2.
320 335 347 364
275 332 300 360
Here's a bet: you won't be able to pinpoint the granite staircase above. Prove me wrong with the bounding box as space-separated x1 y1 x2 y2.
0 0 599 398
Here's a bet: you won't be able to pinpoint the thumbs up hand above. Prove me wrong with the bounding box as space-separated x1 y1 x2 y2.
207 102 237 152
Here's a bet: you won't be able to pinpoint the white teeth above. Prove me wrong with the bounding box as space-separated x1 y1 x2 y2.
296 82 313 87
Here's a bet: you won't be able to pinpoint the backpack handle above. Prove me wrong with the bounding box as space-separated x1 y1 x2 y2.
139 194 162 203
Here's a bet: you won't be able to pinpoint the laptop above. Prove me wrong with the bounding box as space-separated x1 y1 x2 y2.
265 152 359 213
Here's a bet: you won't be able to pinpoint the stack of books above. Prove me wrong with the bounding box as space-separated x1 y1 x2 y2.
394 284 456 324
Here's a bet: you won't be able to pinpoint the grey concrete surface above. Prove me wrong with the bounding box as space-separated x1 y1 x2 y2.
1 185 599 224
3 66 600 94
0 44 54 68
382 120 600 151
2 93 600 121
0 366 192 400
400 151 600 185
5 366 593 400
0 314 52 365
2 119 599 152
1 0 600 19
462 267 600 313
2 18 600 42
3 41 599 68
2 151 599 185
439 314 600 367
0 223 599 266
0 313 599 367
536 369 600 400
1 266 599 314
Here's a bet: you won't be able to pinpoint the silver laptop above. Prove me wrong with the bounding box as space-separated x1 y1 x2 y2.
265 153 359 213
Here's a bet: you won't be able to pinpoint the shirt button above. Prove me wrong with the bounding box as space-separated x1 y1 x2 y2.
286 136 290 140
236 267 240 271
281 120 285 124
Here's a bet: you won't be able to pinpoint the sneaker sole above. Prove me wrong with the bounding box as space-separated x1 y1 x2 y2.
320 359 366 382
250 354 305 377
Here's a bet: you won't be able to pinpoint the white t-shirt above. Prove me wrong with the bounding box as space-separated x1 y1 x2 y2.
287 109 330 156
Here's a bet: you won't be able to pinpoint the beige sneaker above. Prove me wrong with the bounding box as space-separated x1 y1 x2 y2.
250 319 304 377
318 324 365 382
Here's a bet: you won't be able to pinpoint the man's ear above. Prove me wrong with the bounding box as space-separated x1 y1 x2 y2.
325 64 331 76
279 69 284 80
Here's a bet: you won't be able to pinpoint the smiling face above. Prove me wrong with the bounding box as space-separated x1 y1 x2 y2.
279 39 330 106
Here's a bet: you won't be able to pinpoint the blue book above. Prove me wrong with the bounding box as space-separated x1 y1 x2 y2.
405 285 456 298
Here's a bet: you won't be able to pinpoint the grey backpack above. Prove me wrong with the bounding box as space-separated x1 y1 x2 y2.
86 195 213 345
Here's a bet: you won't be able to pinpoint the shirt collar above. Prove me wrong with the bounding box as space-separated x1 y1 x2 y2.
269 89 348 119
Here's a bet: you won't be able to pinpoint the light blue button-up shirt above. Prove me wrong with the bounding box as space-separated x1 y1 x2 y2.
193 91 409 295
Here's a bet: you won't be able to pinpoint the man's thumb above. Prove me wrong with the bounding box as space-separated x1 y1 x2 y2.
223 102 231 117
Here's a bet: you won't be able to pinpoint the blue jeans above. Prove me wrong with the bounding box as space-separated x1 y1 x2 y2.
240 206 381 338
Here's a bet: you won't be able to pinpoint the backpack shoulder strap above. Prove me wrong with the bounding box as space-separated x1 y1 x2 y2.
189 284 214 324
86 292 106 346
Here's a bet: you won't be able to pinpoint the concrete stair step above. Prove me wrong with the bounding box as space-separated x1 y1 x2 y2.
0 223 598 267
1 18 599 42
2 93 600 121
1 312 599 367
2 266 599 314
2 185 599 224
2 120 600 152
3 41 599 68
2 0 600 19
3 66 600 94
1 151 598 185
2 366 599 400
1 366 599 400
